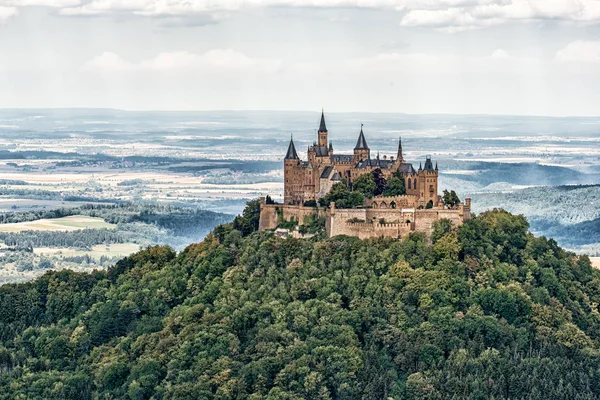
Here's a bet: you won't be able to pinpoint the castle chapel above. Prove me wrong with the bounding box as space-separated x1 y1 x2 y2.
259 111 471 240
284 111 439 208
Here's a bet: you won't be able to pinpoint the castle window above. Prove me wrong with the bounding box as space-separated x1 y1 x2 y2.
407 178 411 189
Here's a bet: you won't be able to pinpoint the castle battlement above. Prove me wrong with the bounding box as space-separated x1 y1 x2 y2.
259 111 471 239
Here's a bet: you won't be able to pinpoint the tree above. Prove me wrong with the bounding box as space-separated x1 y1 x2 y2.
372 168 387 196
320 182 364 208
442 190 460 207
352 173 376 198
233 199 261 236
431 218 453 244
383 171 406 196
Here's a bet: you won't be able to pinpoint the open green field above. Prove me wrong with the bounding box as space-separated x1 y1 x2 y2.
0 216 115 232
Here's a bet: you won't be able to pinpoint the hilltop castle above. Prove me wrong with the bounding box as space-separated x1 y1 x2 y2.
259 111 471 239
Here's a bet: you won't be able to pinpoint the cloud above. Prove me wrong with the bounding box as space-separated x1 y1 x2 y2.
400 0 600 31
82 49 283 73
3 0 600 30
556 40 600 62
491 48 510 58
0 5 18 23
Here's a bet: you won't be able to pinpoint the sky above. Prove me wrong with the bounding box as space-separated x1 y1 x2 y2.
1 1 600 115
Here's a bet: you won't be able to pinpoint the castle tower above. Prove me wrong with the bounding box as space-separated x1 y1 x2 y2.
354 124 370 161
417 156 439 207
318 109 328 147
284 136 301 204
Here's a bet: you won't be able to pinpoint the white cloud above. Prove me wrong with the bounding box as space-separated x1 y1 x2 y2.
0 5 18 23
82 49 283 73
491 48 510 58
400 0 600 31
82 52 134 71
2 0 598 30
556 40 600 61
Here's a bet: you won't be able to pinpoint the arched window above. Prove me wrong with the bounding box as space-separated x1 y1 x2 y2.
407 178 411 189
390 201 396 209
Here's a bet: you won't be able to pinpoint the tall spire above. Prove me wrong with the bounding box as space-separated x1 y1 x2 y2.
285 135 299 159
397 136 404 162
354 123 369 150
318 108 327 133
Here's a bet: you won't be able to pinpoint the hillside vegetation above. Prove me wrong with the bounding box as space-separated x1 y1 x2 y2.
0 204 599 399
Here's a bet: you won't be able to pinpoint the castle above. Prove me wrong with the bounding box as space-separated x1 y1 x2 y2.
259 111 471 239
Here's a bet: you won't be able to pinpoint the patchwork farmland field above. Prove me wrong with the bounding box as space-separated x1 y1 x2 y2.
34 243 140 260
0 216 115 232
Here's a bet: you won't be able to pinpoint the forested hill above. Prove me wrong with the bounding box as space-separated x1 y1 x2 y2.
1 206 600 399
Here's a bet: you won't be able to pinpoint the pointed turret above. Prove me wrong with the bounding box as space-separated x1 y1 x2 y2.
435 162 438 171
397 136 404 163
419 161 422 171
285 136 299 160
317 109 328 147
318 109 327 133
354 124 369 150
424 156 434 172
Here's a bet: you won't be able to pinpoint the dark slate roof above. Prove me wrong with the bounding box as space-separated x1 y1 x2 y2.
319 110 327 132
330 154 354 163
285 137 299 159
424 157 435 172
354 126 369 150
355 158 395 169
331 171 341 181
377 159 394 169
398 163 417 174
320 165 333 178
355 159 372 169
313 145 329 157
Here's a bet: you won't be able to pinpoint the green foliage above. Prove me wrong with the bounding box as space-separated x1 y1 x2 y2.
352 169 387 198
383 171 406 196
319 182 364 209
352 172 377 198
265 195 276 204
233 199 261 236
0 210 598 399
443 189 461 207
298 214 326 235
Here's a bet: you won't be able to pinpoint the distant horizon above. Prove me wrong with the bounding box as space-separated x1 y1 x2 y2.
1 107 600 119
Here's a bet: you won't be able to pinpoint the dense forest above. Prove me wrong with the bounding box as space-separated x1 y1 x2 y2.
0 202 599 399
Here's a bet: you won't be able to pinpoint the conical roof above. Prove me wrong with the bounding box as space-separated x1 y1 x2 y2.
354 125 369 150
285 136 299 159
318 110 327 132
424 156 434 172
397 136 403 161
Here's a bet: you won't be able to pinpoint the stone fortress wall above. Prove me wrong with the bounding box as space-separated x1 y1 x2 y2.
259 200 327 232
260 196 471 239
